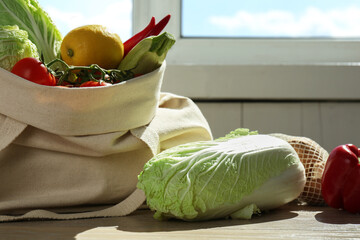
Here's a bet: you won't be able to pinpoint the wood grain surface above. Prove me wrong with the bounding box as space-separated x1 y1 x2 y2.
0 203 359 240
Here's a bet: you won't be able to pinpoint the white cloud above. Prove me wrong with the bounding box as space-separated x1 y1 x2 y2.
209 7 360 37
45 0 132 41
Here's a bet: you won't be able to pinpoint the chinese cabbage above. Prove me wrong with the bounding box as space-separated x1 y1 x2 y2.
137 132 306 221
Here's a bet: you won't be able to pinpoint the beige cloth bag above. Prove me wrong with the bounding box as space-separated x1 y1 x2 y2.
0 62 212 221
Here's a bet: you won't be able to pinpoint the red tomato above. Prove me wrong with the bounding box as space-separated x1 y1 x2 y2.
11 57 56 86
79 80 110 87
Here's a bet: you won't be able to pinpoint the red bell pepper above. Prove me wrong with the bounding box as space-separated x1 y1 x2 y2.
321 144 360 213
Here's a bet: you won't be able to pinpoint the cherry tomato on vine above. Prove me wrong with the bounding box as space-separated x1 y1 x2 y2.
11 57 57 86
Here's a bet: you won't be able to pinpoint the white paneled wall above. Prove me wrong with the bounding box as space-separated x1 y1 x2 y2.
196 102 360 152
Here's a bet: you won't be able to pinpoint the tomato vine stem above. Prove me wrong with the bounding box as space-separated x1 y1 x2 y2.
46 58 134 86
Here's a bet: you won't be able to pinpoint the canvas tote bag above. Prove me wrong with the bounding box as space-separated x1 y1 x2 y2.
0 62 213 221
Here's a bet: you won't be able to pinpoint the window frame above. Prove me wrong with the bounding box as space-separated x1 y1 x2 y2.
133 0 360 100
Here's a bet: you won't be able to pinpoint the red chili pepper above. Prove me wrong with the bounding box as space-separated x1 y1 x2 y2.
146 14 171 37
321 144 360 213
123 15 171 56
123 17 156 56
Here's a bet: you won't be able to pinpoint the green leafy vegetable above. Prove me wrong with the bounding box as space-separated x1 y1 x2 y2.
0 25 38 70
118 32 175 75
0 0 62 63
137 129 306 221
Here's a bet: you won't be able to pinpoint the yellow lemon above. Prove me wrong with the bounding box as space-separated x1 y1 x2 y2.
60 25 124 69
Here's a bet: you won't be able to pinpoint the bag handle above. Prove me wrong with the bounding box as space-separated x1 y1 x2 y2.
0 116 27 152
0 188 146 221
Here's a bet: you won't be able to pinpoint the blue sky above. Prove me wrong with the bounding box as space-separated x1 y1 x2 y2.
182 0 360 37
37 0 360 39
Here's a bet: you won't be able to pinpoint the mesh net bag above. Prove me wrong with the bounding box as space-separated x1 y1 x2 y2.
270 133 329 206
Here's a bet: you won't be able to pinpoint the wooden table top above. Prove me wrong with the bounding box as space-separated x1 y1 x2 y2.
0 203 359 239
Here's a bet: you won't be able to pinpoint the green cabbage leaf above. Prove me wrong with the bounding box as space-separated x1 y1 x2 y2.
0 0 62 63
137 129 306 221
0 25 38 70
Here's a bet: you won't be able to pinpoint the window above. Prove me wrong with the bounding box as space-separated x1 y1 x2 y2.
133 0 360 101
134 0 360 65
